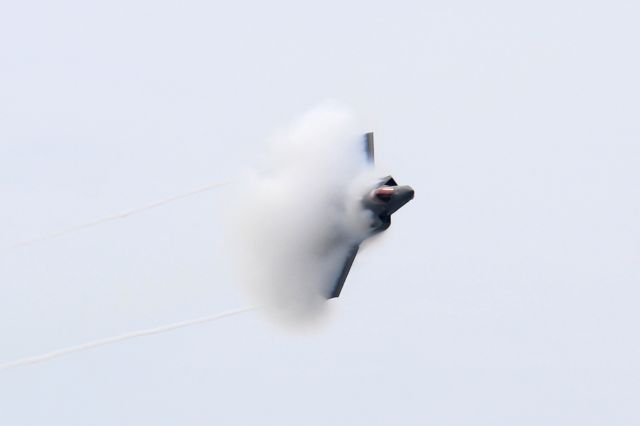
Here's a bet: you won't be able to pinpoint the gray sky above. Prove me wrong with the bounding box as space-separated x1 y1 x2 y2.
1 1 639 424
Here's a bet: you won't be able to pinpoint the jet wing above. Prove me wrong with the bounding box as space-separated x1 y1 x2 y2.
328 132 374 299
327 132 374 299
364 132 374 165
328 245 360 299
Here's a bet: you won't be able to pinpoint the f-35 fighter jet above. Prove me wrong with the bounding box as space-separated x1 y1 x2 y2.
328 133 415 298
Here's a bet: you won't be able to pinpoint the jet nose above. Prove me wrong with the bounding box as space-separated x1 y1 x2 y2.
398 185 415 201
387 185 415 215
406 187 415 200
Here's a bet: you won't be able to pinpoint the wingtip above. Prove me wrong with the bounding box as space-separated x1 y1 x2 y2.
365 132 375 164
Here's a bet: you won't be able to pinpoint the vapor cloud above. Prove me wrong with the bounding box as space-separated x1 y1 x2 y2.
230 104 375 325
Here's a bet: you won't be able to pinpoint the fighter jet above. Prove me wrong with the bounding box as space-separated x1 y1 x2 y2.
328 133 415 298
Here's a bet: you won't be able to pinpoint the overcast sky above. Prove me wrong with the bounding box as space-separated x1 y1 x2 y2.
1 1 639 425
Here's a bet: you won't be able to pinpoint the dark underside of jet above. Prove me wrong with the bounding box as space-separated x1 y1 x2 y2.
328 133 414 299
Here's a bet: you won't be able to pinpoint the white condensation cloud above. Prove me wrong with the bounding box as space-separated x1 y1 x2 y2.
229 103 376 326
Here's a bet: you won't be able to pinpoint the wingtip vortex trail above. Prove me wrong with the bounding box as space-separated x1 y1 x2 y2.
0 306 255 371
3 181 231 252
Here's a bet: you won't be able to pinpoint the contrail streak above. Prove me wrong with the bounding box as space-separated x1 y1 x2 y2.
5 181 230 251
0 306 255 371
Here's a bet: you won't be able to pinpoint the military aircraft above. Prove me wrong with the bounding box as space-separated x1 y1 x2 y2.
328 133 415 298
